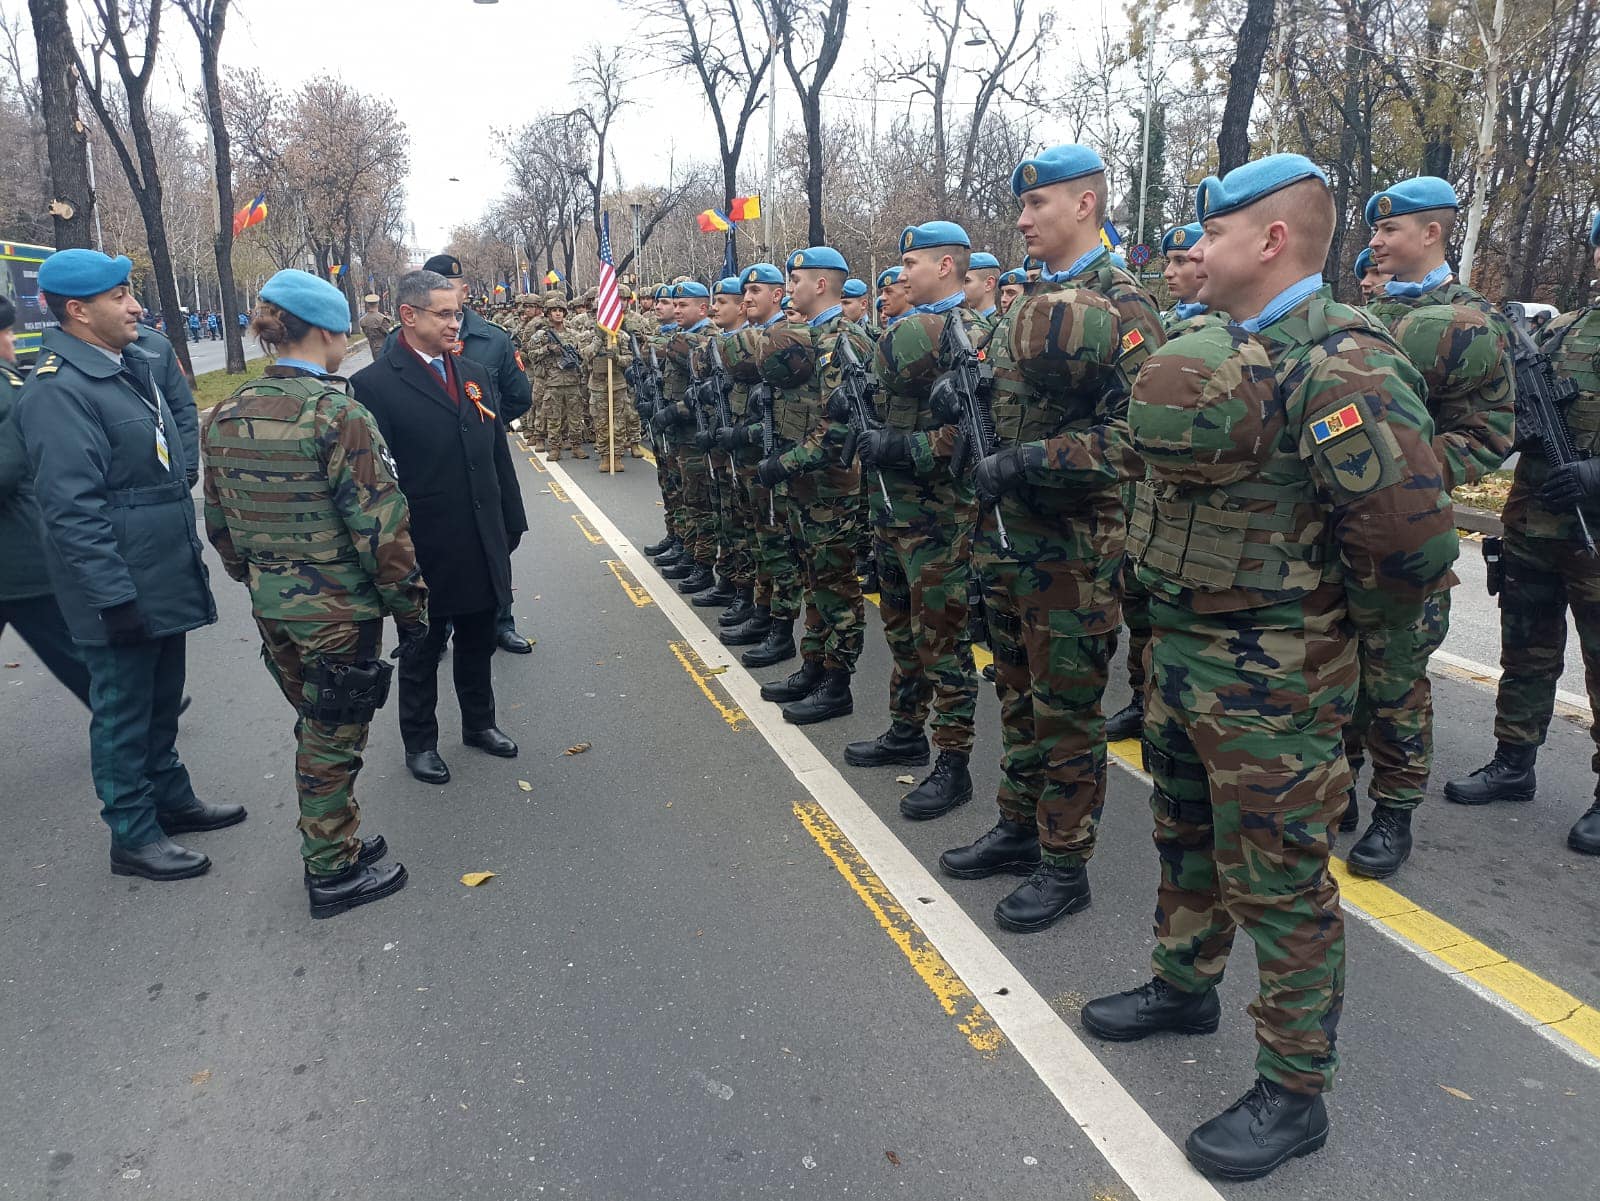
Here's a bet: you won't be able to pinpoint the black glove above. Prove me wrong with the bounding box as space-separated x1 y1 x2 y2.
651 406 673 432
713 426 738 451
860 428 912 469
391 621 429 662
973 447 1026 506
756 455 791 489
694 429 715 451
1540 458 1600 508
100 600 150 646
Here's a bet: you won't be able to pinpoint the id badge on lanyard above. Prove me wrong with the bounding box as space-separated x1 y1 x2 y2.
125 365 172 474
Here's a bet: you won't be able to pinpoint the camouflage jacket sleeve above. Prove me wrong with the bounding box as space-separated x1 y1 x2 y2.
320 394 429 626
1295 331 1458 631
1391 303 1515 491
199 405 249 584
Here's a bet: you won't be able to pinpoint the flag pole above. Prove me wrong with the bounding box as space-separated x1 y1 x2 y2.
607 331 617 470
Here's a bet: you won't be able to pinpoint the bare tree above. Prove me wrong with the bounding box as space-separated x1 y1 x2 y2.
568 46 630 245
1217 0 1276 172
27 0 94 249
766 0 849 246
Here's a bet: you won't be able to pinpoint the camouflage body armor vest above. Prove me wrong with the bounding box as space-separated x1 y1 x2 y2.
1505 306 1600 541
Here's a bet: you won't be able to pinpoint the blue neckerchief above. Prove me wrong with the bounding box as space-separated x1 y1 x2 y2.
807 304 843 327
685 318 712 332
1384 262 1452 299
658 321 679 333
274 357 327 376
909 291 965 317
887 311 911 327
978 305 997 318
758 313 784 328
1174 302 1207 321
1041 244 1106 284
1239 274 1324 333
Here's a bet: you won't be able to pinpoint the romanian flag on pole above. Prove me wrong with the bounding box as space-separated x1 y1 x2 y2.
697 208 732 233
232 192 268 236
729 195 761 222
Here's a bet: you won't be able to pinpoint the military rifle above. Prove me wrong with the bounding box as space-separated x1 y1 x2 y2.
546 328 582 372
826 333 892 506
1504 302 1595 555
933 313 1012 552
626 332 665 455
686 345 720 485
749 380 778 523
706 338 737 438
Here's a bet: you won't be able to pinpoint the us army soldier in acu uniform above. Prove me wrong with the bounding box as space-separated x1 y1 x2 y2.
937 145 1164 935
204 270 424 918
1080 154 1457 1182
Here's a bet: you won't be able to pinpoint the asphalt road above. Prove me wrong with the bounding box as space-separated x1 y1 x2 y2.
2 431 1598 1200
166 331 269 376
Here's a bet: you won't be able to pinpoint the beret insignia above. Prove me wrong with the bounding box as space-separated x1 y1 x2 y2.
901 230 913 253
794 252 805 267
1022 164 1038 186
1377 196 1392 217
1172 228 1186 247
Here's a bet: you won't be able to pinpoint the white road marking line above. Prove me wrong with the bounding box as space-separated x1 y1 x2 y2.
541 455 1224 1201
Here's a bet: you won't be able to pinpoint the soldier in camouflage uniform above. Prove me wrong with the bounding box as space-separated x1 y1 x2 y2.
841 277 879 594
936 145 1164 935
1080 155 1457 1181
845 221 983 821
643 287 688 565
201 270 422 918
655 282 720 595
579 285 644 473
962 251 1002 321
531 297 588 460
1447 212 1600 856
514 295 547 448
1353 248 1391 303
749 247 874 724
1339 177 1516 877
687 277 753 611
998 267 1026 316
359 294 395 360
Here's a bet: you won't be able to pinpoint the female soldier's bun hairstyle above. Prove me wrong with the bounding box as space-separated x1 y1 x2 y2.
250 299 313 351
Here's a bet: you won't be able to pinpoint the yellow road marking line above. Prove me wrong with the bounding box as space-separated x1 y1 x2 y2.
668 640 749 731
570 513 603 544
792 799 1005 1056
639 447 656 465
546 477 570 502
525 454 547 475
603 559 653 608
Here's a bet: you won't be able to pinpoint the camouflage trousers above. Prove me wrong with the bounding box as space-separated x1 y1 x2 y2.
977 552 1118 866
541 384 586 449
656 440 683 538
256 616 377 874
878 516 979 753
525 382 543 444
674 444 718 567
1145 593 1350 1095
718 452 757 589
750 475 801 620
1341 589 1450 809
588 383 641 460
855 475 875 575
1114 556 1152 692
789 466 865 671
708 449 741 580
1495 530 1600 768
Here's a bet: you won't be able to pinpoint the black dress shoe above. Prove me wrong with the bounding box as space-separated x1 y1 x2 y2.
938 818 1040 879
158 800 247 836
994 862 1090 931
844 722 930 767
406 750 450 784
720 607 772 647
782 668 853 725
1080 976 1221 1041
900 750 972 820
1570 801 1600 854
1444 741 1537 805
718 591 755 627
1346 805 1412 878
741 620 797 666
643 532 676 557
692 579 737 607
1104 694 1144 741
464 727 518 758
678 565 716 594
761 659 825 704
110 836 211 881
1185 1077 1329 1181
659 560 695 581
303 836 388 887
497 628 534 654
308 860 409 919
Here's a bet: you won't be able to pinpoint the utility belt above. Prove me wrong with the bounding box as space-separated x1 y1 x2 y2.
303 620 392 726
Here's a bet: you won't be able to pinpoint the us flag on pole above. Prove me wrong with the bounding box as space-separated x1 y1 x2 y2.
595 212 624 333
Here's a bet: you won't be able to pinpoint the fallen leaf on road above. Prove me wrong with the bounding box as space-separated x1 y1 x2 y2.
895 775 915 785
3 662 18 669
460 871 497 887
190 1069 211 1086
705 665 729 675
517 780 532 792
564 742 592 755
885 1151 900 1166
1439 1084 1473 1101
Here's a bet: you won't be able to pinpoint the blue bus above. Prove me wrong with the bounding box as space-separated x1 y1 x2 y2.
2 241 57 366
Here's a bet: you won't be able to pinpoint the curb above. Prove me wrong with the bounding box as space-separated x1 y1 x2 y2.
1455 503 1501 536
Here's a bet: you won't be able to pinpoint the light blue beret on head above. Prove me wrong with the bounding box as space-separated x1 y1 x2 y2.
1194 153 1328 222
1161 223 1204 255
672 281 710 299
740 263 784 286
260 268 351 334
1589 213 1600 248
1011 144 1106 198
1353 247 1378 282
38 248 134 299
899 221 971 254
842 278 868 298
786 246 848 273
712 277 742 297
969 252 1001 271
876 266 902 289
1364 176 1459 228
999 268 1026 286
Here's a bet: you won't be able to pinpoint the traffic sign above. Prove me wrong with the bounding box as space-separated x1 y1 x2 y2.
1128 243 1152 267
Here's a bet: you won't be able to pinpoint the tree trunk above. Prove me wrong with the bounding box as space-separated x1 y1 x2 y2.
803 98 825 246
189 1 246 372
29 0 94 250
1217 0 1277 172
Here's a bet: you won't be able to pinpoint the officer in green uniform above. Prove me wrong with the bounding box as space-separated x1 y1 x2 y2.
936 145 1164 934
203 269 424 917
1446 211 1600 855
1081 154 1457 1180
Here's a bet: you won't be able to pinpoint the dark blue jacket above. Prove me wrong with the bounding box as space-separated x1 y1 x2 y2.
0 360 53 601
16 328 216 645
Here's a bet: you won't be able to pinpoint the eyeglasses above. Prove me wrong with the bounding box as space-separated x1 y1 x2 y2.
408 305 464 322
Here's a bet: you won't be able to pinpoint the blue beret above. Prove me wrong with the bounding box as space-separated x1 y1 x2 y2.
876 266 902 289
899 221 970 253
1011 144 1105 197
999 268 1027 286
1022 254 1040 270
672 281 710 299
786 246 848 273
1588 213 1599 248
38 248 133 299
842 278 868 298
1195 153 1328 222
712 276 743 297
779 296 792 310
1364 176 1459 227
969 252 1000 271
1160 222 1204 255
1353 248 1378 282
739 263 784 287
260 268 351 334
652 285 672 300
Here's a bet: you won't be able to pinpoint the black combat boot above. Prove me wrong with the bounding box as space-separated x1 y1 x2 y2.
760 658 824 703
900 750 972 820
1081 976 1221 1041
718 588 755 627
678 564 716 594
1346 805 1413 878
938 818 1040 879
643 530 676 557
651 536 684 566
860 563 880 594
693 574 738 607
844 721 930 768
782 667 853 725
659 559 695 581
1104 693 1145 742
994 862 1091 932
742 618 797 668
1443 741 1537 805
303 836 388 887
982 663 997 683
1184 1077 1329 1181
720 605 772 647
307 860 409 919
1569 797 1600 855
